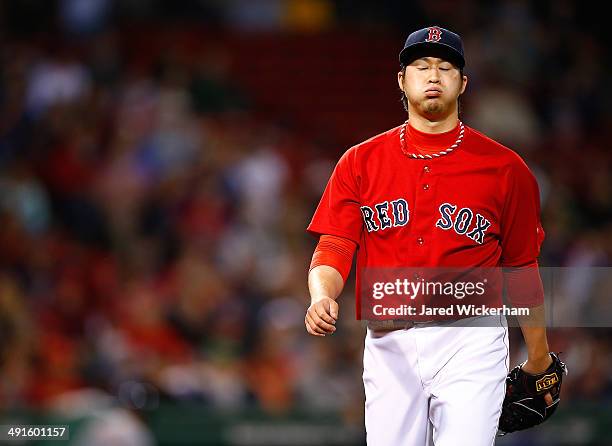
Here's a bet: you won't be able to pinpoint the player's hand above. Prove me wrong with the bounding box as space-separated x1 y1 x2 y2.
305 297 338 336
522 353 554 406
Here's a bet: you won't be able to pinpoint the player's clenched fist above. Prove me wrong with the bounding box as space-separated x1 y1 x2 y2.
305 297 338 336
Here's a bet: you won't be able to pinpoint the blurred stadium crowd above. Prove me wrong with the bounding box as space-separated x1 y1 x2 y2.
0 0 610 444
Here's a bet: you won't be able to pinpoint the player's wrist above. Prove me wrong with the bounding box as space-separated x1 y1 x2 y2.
525 341 550 361
310 295 333 305
523 352 553 374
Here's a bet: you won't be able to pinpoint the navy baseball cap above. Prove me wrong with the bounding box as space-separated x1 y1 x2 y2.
399 26 465 69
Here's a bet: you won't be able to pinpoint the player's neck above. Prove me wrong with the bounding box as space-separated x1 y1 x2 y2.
404 119 461 154
406 113 459 135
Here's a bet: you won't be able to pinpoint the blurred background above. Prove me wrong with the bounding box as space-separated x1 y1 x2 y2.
0 0 610 445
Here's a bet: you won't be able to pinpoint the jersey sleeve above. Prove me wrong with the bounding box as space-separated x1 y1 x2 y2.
500 158 545 307
499 159 545 267
307 149 363 245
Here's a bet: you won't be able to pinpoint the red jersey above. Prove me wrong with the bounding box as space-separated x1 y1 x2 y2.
307 122 545 317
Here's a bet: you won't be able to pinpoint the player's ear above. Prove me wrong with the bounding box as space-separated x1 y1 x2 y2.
459 74 468 95
397 70 405 93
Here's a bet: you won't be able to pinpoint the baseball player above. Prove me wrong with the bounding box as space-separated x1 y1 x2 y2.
305 26 563 445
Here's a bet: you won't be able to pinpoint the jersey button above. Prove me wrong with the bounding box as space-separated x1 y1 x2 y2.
423 184 429 190
423 166 430 173
417 237 424 245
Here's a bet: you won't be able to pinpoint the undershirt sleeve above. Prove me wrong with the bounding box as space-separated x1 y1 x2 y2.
309 234 357 282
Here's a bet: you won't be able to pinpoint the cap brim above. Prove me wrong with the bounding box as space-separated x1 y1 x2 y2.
399 42 465 69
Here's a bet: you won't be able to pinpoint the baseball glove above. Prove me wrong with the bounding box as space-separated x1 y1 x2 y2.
498 352 568 435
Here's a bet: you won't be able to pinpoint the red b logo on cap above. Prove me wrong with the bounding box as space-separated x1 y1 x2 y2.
426 27 442 42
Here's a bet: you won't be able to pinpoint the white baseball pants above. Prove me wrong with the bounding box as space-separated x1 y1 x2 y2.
363 316 509 446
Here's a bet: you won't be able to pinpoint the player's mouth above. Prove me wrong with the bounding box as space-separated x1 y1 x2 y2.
425 88 442 97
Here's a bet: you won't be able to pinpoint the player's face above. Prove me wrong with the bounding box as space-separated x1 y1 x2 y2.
398 57 467 118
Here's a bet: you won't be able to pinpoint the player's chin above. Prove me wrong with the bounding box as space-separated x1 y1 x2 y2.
421 99 446 115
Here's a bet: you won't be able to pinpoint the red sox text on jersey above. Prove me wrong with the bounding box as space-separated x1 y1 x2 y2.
360 199 492 245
